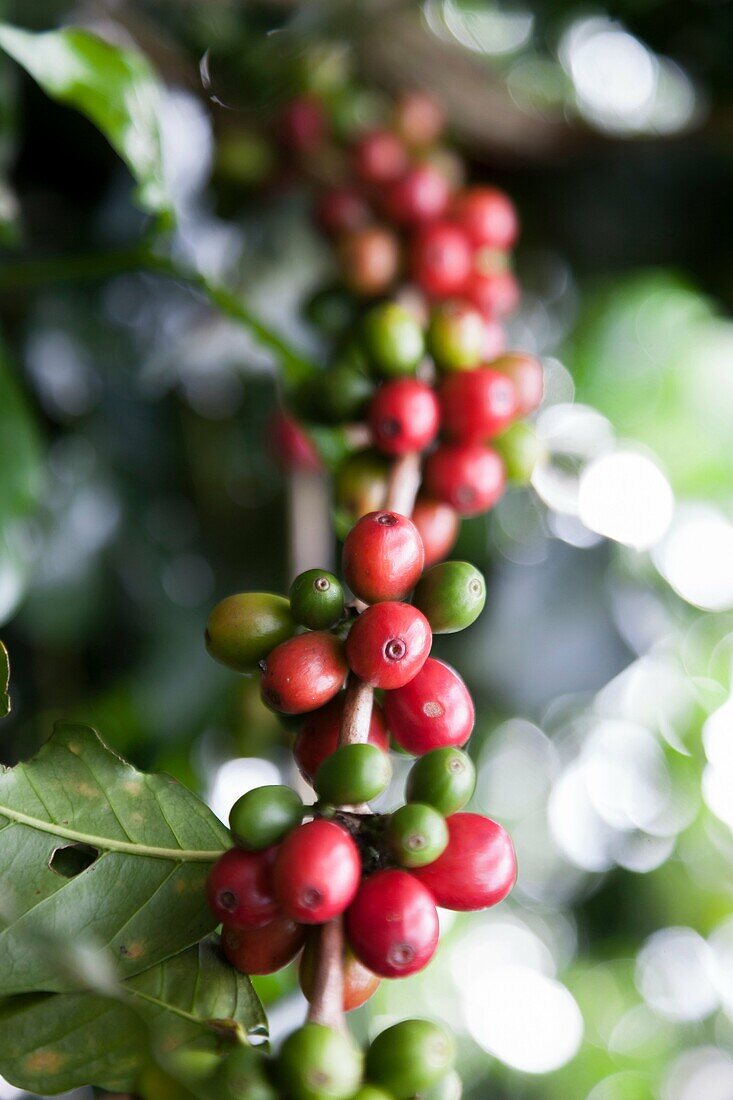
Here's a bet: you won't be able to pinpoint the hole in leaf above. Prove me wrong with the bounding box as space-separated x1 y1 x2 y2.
49 843 99 878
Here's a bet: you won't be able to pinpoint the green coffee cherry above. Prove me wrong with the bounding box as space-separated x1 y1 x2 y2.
213 1045 278 1100
315 743 392 805
366 1019 455 1099
229 785 304 849
334 451 391 530
388 803 448 868
304 284 360 337
363 303 425 377
351 1089 394 1100
289 570 345 630
406 748 476 816
494 421 543 485
206 593 296 672
137 1064 199 1100
315 358 375 423
412 561 485 634
427 301 484 372
277 1023 363 1100
421 1070 463 1099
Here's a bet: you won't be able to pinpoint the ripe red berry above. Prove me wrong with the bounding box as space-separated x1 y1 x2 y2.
383 657 474 754
221 915 306 975
424 443 505 516
492 351 544 416
368 379 440 457
346 602 432 689
352 129 408 186
465 268 520 318
385 164 450 226
410 221 472 299
294 694 389 784
439 367 519 442
412 812 516 910
338 226 400 297
411 498 460 567
270 410 323 474
343 511 425 604
206 847 280 930
279 96 327 154
393 90 445 147
315 186 371 237
273 819 361 924
300 936 380 1012
453 186 518 251
346 869 439 978
260 632 348 714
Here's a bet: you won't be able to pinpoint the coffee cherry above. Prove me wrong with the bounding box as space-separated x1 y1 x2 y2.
346 602 432 689
212 1045 278 1100
387 803 448 868
410 221 472 299
303 285 360 339
368 378 440 456
453 186 518 251
386 164 450 226
229 785 304 850
279 96 327 154
352 129 408 185
439 368 519 442
221 915 306 975
346 869 439 978
315 186 370 237
289 570 345 630
339 226 400 297
362 302 425 377
412 497 460 567
427 300 485 372
366 1019 455 1099
206 847 279 930
422 1070 463 1100
315 742 392 805
492 350 543 415
483 316 506 360
383 657 474 754
271 410 323 474
423 443 505 516
277 1024 363 1100
465 268 520 318
343 511 425 604
315 359 374 423
273 819 361 923
334 450 391 525
393 90 445 147
300 936 380 1012
494 421 542 484
294 694 389 783
260 632 348 714
406 747 476 816
412 561 486 633
412 812 516 910
206 593 295 673
350 1089 393 1100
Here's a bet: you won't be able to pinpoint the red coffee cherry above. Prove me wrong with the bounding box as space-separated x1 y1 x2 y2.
492 351 544 416
338 226 400 297
385 164 450 226
221 915 306 975
384 656 474 754
294 694 389 784
260 632 348 714
343 512 425 604
413 812 516 910
346 869 439 978
368 379 440 456
410 221 473 299
393 90 445 147
206 847 280 930
270 410 323 474
452 186 518 251
352 129 409 186
346 602 432 689
315 186 371 237
279 95 327 154
412 497 460 568
300 935 380 1012
439 367 519 442
273 819 361 924
465 268 520 318
424 443 505 516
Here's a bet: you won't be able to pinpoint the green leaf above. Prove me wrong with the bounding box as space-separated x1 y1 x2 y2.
0 23 172 224
0 937 266 1095
0 721 229 994
0 641 9 718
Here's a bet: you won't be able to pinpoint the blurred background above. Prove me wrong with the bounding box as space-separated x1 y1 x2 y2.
2 1 733 1098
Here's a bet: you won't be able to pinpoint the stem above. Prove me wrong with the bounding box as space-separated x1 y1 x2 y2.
385 451 421 516
305 916 346 1031
339 674 374 747
286 470 334 582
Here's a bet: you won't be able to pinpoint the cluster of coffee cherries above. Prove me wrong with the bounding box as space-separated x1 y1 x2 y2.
205 508 516 1099
274 88 543 547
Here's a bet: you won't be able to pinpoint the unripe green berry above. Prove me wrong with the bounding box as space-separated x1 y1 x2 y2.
315 743 392 806
137 1064 198 1100
334 450 392 532
214 1045 278 1100
366 1019 455 1099
206 593 296 672
363 302 425 377
277 1023 363 1100
304 284 360 337
387 803 448 868
494 421 543 485
229 785 304 849
421 1070 463 1099
406 748 476 816
289 570 345 630
412 561 485 634
427 301 484 372
351 1089 394 1100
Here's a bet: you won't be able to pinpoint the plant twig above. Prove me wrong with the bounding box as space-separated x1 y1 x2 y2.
385 451 421 516
339 674 374 747
305 917 346 1031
